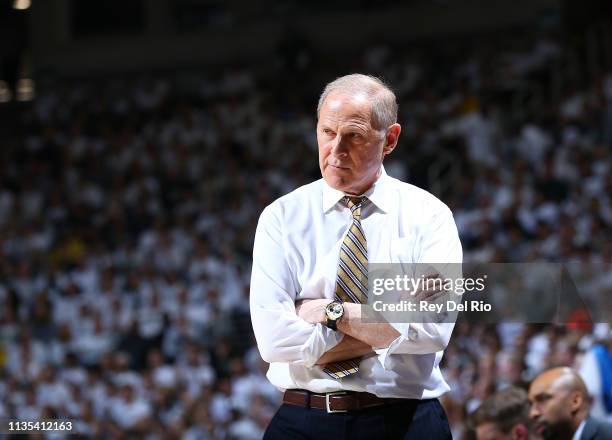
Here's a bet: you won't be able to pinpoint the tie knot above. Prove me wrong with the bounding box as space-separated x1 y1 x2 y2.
345 196 366 219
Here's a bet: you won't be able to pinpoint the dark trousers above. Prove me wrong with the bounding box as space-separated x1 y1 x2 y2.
263 398 452 440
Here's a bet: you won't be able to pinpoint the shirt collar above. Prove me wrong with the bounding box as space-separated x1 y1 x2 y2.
572 419 586 440
322 165 393 214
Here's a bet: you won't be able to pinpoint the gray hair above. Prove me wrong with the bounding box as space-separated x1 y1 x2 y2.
317 74 398 130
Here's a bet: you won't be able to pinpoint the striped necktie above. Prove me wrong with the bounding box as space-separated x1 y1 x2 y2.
323 196 368 379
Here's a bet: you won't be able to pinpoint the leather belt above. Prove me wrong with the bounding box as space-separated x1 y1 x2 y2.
283 389 407 413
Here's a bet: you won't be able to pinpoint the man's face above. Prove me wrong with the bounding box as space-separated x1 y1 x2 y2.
528 377 574 439
317 91 397 195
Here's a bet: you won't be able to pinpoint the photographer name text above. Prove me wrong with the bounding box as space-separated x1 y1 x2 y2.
372 299 492 313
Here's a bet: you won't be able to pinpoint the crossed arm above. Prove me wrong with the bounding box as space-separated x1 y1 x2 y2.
250 204 461 367
316 334 373 365
295 299 398 364
295 271 451 364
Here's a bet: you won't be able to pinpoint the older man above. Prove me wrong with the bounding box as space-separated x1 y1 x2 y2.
250 74 462 439
528 367 612 440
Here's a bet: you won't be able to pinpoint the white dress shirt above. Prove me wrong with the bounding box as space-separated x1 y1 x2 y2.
250 167 462 398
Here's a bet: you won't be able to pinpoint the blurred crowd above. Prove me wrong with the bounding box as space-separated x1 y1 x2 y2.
0 27 611 439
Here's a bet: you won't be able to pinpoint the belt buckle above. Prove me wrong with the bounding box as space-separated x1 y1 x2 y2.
325 391 349 413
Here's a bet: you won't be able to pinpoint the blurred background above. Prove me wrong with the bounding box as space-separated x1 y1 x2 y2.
0 0 611 438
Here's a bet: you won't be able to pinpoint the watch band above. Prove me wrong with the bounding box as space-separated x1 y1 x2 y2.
326 317 338 331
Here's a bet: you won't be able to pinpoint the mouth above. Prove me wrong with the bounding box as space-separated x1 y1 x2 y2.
329 164 349 171
534 423 547 435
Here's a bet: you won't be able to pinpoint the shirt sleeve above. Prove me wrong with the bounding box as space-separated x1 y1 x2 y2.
250 204 344 367
376 205 463 369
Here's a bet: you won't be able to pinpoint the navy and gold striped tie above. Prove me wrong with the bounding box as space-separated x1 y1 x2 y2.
323 196 368 379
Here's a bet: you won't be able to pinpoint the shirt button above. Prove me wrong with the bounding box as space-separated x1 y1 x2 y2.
408 327 418 341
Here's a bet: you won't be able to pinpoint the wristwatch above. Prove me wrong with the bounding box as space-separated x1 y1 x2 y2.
325 301 344 330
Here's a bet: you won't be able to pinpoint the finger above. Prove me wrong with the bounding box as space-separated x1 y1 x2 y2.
409 273 439 290
414 286 445 301
413 273 444 299
423 290 449 302
400 285 442 301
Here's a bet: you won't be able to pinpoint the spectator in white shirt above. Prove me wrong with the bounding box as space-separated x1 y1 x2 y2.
110 384 152 431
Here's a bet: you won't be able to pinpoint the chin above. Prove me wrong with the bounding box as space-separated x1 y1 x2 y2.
323 174 349 192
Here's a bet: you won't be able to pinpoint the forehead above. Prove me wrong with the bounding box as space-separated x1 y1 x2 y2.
529 375 560 397
318 91 373 125
529 380 546 397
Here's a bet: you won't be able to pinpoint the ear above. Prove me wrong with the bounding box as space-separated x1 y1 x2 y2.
382 123 401 156
511 424 529 440
570 391 583 413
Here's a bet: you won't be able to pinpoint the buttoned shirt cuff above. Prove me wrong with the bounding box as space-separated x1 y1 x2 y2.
374 323 417 370
375 321 455 370
301 323 345 368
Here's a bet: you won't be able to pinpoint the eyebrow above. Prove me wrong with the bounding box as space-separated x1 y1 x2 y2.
531 392 552 402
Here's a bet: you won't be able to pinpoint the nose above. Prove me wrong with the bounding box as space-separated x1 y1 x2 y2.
330 135 347 157
529 405 540 420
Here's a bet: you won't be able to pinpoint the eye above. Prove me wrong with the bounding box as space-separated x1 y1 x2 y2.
348 132 363 140
322 128 335 136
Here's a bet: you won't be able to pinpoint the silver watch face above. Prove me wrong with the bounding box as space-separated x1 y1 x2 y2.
326 302 343 320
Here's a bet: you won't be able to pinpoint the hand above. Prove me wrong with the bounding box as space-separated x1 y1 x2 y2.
406 273 448 302
295 299 329 324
